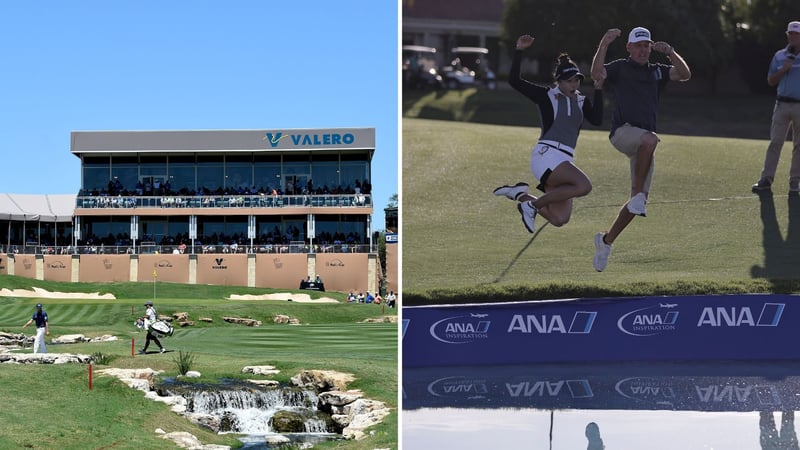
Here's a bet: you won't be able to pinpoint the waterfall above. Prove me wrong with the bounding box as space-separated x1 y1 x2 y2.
170 384 331 435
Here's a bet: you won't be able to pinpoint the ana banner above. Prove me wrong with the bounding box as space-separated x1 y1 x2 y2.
402 294 799 367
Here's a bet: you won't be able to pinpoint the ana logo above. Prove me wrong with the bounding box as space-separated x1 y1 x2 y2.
23 259 32 270
507 379 593 398
212 258 228 270
263 132 290 148
325 259 345 267
507 311 597 334
617 303 679 336
157 260 173 268
429 314 491 344
427 376 489 398
695 384 759 404
47 261 67 269
272 258 283 269
614 377 676 406
697 303 785 327
103 259 112 269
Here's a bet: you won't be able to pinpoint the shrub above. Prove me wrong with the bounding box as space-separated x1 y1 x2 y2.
173 350 196 375
91 352 114 365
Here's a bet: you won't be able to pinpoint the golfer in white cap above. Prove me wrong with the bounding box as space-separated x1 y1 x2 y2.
589 26 691 272
22 303 49 354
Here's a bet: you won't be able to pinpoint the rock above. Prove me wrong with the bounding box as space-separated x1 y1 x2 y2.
341 398 391 440
319 390 363 407
247 379 279 387
161 431 202 448
222 317 262 327
242 365 279 375
0 353 92 364
52 334 86 344
184 370 201 378
199 317 213 322
290 369 355 392
269 410 306 433
173 312 190 321
265 435 291 445
178 321 195 327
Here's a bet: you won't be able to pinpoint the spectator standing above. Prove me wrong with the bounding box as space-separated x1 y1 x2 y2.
752 21 800 194
22 303 49 354
386 291 397 308
589 26 691 271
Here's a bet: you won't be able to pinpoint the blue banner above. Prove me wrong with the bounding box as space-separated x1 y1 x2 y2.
402 294 800 367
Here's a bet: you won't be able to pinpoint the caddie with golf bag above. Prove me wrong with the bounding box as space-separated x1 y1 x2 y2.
135 300 172 354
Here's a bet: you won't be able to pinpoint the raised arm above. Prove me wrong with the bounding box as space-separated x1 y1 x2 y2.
653 41 691 81
591 28 621 81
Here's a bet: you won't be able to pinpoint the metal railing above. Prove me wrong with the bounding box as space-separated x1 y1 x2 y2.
8 243 374 255
75 193 372 209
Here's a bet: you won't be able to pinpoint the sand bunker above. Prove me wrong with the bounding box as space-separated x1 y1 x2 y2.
0 287 116 299
228 293 338 303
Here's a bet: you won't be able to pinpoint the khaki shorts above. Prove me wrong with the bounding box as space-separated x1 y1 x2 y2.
610 124 658 193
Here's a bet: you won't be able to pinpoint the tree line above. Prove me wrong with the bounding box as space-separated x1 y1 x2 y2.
500 0 800 94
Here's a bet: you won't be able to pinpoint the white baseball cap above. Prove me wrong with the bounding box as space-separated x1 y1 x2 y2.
628 27 654 44
788 21 800 33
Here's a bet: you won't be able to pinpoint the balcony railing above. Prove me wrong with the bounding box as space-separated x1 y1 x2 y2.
75 193 372 209
8 243 375 255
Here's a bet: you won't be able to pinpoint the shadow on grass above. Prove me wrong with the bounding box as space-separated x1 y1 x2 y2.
751 191 800 285
492 222 549 284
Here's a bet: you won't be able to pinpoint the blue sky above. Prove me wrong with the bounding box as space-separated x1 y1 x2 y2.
0 1 398 230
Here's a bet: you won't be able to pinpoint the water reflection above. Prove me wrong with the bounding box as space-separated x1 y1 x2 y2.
403 361 800 449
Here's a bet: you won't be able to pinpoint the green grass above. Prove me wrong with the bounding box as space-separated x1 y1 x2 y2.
401 117 800 304
0 276 397 449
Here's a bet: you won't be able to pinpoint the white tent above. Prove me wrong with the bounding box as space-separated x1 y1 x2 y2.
0 194 75 222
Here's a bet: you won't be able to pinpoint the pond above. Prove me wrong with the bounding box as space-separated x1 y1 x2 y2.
403 360 800 449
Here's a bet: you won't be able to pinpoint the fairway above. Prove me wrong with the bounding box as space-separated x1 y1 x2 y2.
402 117 800 300
0 281 398 449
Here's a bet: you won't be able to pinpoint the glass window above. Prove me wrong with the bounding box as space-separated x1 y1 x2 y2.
311 160 340 194
139 156 167 176
283 155 310 195
168 155 196 194
225 157 253 192
168 164 195 194
82 157 110 193
254 155 282 193
197 155 224 193
111 156 138 193
340 161 368 193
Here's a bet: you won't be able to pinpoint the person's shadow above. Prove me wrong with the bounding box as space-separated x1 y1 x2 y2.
751 191 800 283
760 410 799 450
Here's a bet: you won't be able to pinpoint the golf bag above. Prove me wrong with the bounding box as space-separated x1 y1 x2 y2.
134 318 174 338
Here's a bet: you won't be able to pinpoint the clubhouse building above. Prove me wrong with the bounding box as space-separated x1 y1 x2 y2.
0 127 392 294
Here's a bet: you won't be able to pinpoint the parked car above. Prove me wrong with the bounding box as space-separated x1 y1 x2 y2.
402 45 443 90
440 46 497 90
